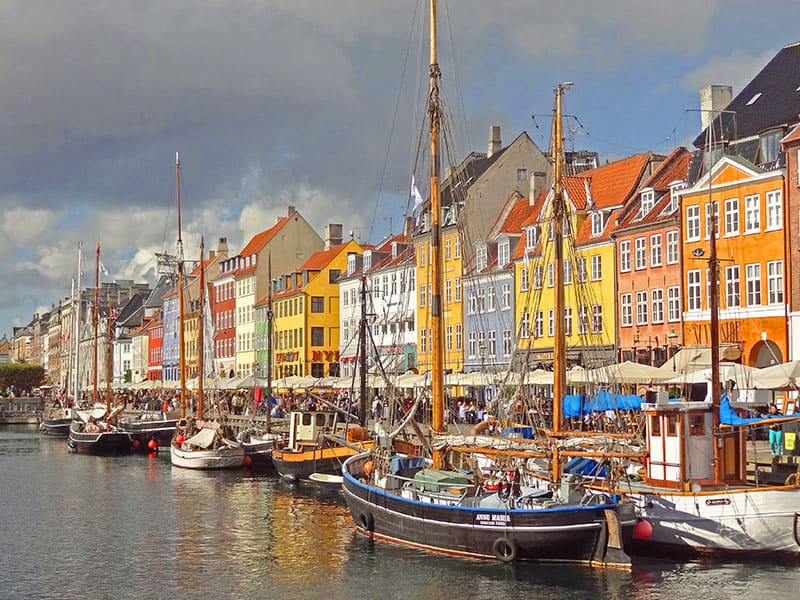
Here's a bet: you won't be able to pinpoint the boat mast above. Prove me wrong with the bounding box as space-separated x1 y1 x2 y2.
266 253 274 429
359 273 368 426
551 82 572 483
427 0 445 467
73 242 82 403
708 154 722 482
93 241 100 406
197 236 205 421
105 302 114 412
176 152 187 419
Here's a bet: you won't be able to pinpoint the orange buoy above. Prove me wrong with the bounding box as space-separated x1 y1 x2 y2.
633 519 653 540
147 439 159 450
243 455 252 466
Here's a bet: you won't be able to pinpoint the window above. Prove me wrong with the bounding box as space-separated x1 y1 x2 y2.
455 324 462 350
487 330 496 356
591 255 602 281
578 305 588 334
517 167 528 180
591 211 605 236
725 266 740 308
547 263 554 287
563 260 572 285
634 237 646 269
687 270 701 310
454 237 461 259
766 190 782 230
502 329 512 355
519 311 530 338
724 198 739 236
636 291 648 325
576 257 587 283
419 284 426 307
445 279 452 304
520 267 529 291
651 289 664 323
705 201 719 239
767 261 784 304
418 245 426 267
667 286 681 321
502 283 511 309
420 327 426 353
467 290 477 315
311 296 324 313
666 231 679 264
548 309 554 337
744 194 760 233
619 241 631 272
746 263 762 306
639 189 655 217
650 234 662 267
445 239 451 260
686 205 700 241
526 226 538 250
476 243 488 271
467 331 477 358
476 288 486 312
454 278 461 302
311 327 324 346
760 129 781 164
534 311 543 338
487 286 496 311
668 182 684 212
564 306 573 336
533 265 543 290
591 305 603 334
498 241 510 267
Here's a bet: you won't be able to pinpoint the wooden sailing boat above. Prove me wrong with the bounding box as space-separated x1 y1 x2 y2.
68 242 132 453
618 142 800 559
340 1 635 566
169 213 245 469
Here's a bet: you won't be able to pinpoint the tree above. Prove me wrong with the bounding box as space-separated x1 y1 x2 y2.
0 364 45 393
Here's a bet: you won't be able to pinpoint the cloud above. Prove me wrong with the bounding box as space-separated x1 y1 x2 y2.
681 49 777 96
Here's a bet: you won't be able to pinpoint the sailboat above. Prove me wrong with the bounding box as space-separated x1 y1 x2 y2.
615 144 800 559
68 242 132 454
340 1 635 566
170 222 245 469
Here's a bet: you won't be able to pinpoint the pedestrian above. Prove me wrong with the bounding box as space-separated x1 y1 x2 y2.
768 403 782 456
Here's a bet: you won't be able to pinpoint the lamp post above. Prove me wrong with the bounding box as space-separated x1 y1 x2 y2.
668 328 680 371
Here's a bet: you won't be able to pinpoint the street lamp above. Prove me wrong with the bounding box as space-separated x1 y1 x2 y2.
667 328 680 371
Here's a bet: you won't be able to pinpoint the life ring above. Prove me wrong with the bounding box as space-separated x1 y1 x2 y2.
358 512 374 532
492 537 517 562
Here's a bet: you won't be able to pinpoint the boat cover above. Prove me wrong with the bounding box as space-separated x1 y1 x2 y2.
389 455 426 475
185 427 217 449
563 392 643 418
413 469 471 493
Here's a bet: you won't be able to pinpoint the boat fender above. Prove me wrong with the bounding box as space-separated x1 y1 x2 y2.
358 512 374 533
492 537 517 562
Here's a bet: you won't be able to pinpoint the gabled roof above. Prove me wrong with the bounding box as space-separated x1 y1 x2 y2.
781 124 800 145
563 152 654 211
298 242 349 271
144 273 175 310
694 42 800 147
236 215 291 277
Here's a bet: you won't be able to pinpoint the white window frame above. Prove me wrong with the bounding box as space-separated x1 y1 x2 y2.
666 231 679 264
724 198 739 236
667 286 680 322
766 190 782 230
686 205 700 241
620 294 632 327
746 263 761 306
767 260 784 304
725 265 741 308
619 241 631 272
650 234 662 267
651 288 664 323
687 270 701 311
744 194 761 233
636 291 648 325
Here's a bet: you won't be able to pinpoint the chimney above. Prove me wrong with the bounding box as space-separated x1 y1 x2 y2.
403 216 415 237
216 237 228 259
487 125 502 158
699 85 733 131
530 172 546 205
324 223 343 250
288 205 296 216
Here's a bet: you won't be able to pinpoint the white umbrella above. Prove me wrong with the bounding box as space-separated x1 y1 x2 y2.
662 363 759 387
588 361 670 385
753 361 800 390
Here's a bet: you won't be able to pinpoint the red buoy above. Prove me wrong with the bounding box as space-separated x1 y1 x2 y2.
147 439 158 450
243 455 252 466
131 439 140 449
633 519 653 540
175 435 185 446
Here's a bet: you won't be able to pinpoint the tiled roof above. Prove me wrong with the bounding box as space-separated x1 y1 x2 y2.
694 42 800 147
563 152 653 211
235 215 291 277
298 242 349 271
782 124 800 145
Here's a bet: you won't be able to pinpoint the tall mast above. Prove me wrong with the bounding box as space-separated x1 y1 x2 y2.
176 152 187 418
93 241 100 406
359 274 368 426
551 82 572 483
266 253 274 429
428 0 445 467
197 236 205 420
105 302 114 412
708 154 722 482
73 242 82 403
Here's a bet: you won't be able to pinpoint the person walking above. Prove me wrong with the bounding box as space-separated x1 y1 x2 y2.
768 403 782 457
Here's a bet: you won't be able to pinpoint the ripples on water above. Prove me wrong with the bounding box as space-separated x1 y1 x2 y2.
0 425 797 600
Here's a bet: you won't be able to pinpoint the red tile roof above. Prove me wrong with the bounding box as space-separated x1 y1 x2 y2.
564 152 653 211
235 215 291 277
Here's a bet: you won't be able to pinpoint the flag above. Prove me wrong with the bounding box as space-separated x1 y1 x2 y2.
411 175 424 211
100 262 109 276
584 178 594 209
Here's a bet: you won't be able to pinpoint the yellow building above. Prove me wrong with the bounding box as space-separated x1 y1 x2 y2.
513 154 658 367
271 240 362 378
414 226 463 373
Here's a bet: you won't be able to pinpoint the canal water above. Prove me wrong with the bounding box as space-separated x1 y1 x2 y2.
1 424 798 600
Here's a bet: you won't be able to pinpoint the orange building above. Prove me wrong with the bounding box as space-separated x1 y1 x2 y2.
681 155 787 366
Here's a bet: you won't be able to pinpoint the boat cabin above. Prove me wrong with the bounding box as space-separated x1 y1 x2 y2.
643 396 747 489
286 410 354 450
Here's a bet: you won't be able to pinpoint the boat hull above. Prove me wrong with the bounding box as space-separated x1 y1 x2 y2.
40 417 72 436
626 487 800 560
342 454 635 566
272 443 369 481
118 417 178 450
169 443 245 470
67 426 132 454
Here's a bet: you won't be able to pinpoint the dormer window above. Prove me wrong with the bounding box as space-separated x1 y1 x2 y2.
639 189 655 218
668 181 684 213
244 256 250 268
498 240 510 267
347 254 357 276
251 254 256 266
525 226 538 250
363 251 372 272
591 211 605 236
476 243 488 271
759 129 781 165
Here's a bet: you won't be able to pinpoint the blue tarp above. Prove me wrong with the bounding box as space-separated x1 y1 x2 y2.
562 392 643 418
719 393 762 426
502 426 534 440
564 457 607 478
389 455 426 475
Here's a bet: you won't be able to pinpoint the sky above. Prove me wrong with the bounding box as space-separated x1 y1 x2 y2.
2 0 798 338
